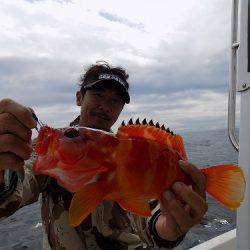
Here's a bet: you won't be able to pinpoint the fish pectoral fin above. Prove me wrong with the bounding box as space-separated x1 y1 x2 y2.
68 182 106 227
118 198 151 217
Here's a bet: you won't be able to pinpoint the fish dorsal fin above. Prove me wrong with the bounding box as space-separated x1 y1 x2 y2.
117 118 187 160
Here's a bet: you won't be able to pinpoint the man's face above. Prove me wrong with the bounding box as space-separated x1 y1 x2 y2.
76 84 125 131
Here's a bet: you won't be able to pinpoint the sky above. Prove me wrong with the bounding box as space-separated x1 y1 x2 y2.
0 0 239 133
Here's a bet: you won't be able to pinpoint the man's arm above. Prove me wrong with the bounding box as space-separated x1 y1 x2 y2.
0 140 49 220
0 98 46 219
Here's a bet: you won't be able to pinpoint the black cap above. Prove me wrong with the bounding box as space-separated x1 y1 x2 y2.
82 73 130 104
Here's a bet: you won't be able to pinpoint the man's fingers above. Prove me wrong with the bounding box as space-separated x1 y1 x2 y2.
172 182 208 221
0 99 34 175
0 113 32 142
0 99 37 129
0 153 24 172
158 162 208 241
161 190 194 234
0 134 32 160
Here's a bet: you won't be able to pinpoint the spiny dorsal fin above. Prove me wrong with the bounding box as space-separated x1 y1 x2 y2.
117 118 187 160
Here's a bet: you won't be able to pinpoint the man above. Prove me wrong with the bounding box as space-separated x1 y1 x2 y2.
0 62 207 249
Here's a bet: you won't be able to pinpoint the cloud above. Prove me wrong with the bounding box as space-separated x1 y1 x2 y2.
0 0 235 131
0 56 80 105
113 89 231 133
24 0 72 3
99 10 145 31
127 49 228 96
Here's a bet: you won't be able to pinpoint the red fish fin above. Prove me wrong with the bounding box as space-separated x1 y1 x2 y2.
171 135 187 160
202 164 246 209
118 198 151 217
117 119 187 159
68 182 106 227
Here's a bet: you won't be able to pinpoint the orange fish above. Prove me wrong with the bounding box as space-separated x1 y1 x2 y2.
33 119 246 227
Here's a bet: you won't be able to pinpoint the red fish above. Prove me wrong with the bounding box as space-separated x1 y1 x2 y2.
33 119 246 227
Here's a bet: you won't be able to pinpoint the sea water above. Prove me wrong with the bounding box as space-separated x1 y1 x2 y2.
0 128 239 249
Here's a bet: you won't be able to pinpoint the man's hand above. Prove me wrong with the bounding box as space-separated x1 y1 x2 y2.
0 99 37 185
155 160 208 241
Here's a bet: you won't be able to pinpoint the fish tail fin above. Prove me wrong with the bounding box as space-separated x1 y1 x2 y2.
68 182 107 227
201 164 246 209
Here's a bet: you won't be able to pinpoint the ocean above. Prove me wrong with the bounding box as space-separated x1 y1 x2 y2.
0 128 239 249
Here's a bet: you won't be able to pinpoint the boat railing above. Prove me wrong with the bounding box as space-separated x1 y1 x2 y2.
228 0 239 151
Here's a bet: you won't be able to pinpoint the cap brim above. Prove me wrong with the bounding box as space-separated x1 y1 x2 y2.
84 79 130 104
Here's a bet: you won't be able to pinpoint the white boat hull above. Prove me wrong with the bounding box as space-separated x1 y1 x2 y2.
190 230 236 250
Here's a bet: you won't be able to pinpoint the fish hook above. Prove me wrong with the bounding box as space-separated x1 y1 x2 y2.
32 112 44 131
